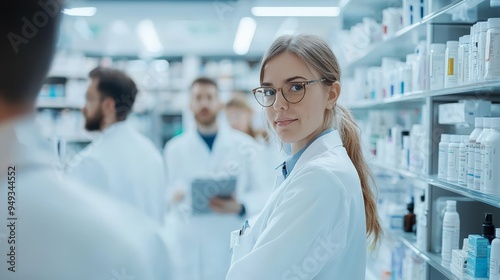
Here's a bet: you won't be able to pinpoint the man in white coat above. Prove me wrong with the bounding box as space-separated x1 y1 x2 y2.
164 77 268 280
0 1 170 279
66 67 166 223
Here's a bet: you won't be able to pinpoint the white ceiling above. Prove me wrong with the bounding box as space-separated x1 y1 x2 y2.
60 0 341 57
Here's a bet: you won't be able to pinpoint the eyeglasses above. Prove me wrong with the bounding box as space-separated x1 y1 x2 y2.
252 78 326 107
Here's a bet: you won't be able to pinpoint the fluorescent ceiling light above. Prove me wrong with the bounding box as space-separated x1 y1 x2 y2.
137 19 164 54
251 7 340 17
233 17 256 55
63 7 96 17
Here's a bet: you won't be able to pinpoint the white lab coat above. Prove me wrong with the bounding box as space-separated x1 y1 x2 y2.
227 130 367 280
253 136 287 205
0 116 170 280
163 125 269 280
67 121 166 223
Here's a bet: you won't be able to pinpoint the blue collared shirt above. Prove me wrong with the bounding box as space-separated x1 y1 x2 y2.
282 128 334 178
198 130 217 151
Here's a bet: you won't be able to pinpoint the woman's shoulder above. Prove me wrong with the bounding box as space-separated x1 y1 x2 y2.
287 164 347 197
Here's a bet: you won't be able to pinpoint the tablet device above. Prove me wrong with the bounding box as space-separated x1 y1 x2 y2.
191 177 237 215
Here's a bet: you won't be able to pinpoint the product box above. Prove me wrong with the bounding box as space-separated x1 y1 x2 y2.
467 253 488 278
452 249 468 272
468 235 489 258
451 263 466 279
438 100 491 125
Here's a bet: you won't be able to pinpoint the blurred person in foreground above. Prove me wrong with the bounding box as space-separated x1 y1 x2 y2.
0 1 170 279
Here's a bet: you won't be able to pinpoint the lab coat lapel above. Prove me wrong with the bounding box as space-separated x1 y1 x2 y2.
289 130 344 177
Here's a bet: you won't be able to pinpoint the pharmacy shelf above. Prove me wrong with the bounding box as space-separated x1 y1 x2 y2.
371 163 500 208
36 105 82 110
339 0 388 29
36 99 82 110
47 75 87 80
427 176 500 208
346 81 500 110
385 228 455 279
344 0 472 75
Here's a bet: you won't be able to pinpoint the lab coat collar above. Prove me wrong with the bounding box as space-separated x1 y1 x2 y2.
289 129 343 177
101 120 130 135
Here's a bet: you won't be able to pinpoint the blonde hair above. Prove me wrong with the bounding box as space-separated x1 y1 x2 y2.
260 34 382 245
226 94 268 141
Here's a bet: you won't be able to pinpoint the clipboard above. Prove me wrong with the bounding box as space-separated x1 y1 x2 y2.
191 177 237 215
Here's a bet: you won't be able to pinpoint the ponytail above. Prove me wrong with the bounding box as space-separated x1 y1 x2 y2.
333 105 382 246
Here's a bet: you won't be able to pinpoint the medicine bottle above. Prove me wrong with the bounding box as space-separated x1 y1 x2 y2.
444 41 459 88
429 43 446 90
438 134 451 180
468 118 484 189
483 118 500 194
447 134 461 183
477 21 488 82
485 18 500 80
458 35 470 85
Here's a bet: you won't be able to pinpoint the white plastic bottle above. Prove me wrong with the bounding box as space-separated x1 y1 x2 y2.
447 135 461 183
491 228 500 280
445 41 459 88
468 118 485 189
438 134 451 180
470 23 479 83
458 135 469 186
459 35 470 85
475 118 491 191
483 118 500 195
416 193 428 251
442 200 460 265
413 41 428 91
410 124 425 174
481 119 494 192
485 18 500 81
477 21 489 82
430 43 446 90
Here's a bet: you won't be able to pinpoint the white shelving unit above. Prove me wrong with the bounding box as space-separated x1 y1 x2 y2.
341 0 500 279
343 0 474 75
372 163 500 209
346 81 500 110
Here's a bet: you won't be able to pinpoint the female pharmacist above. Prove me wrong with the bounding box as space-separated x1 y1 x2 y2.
226 34 381 280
